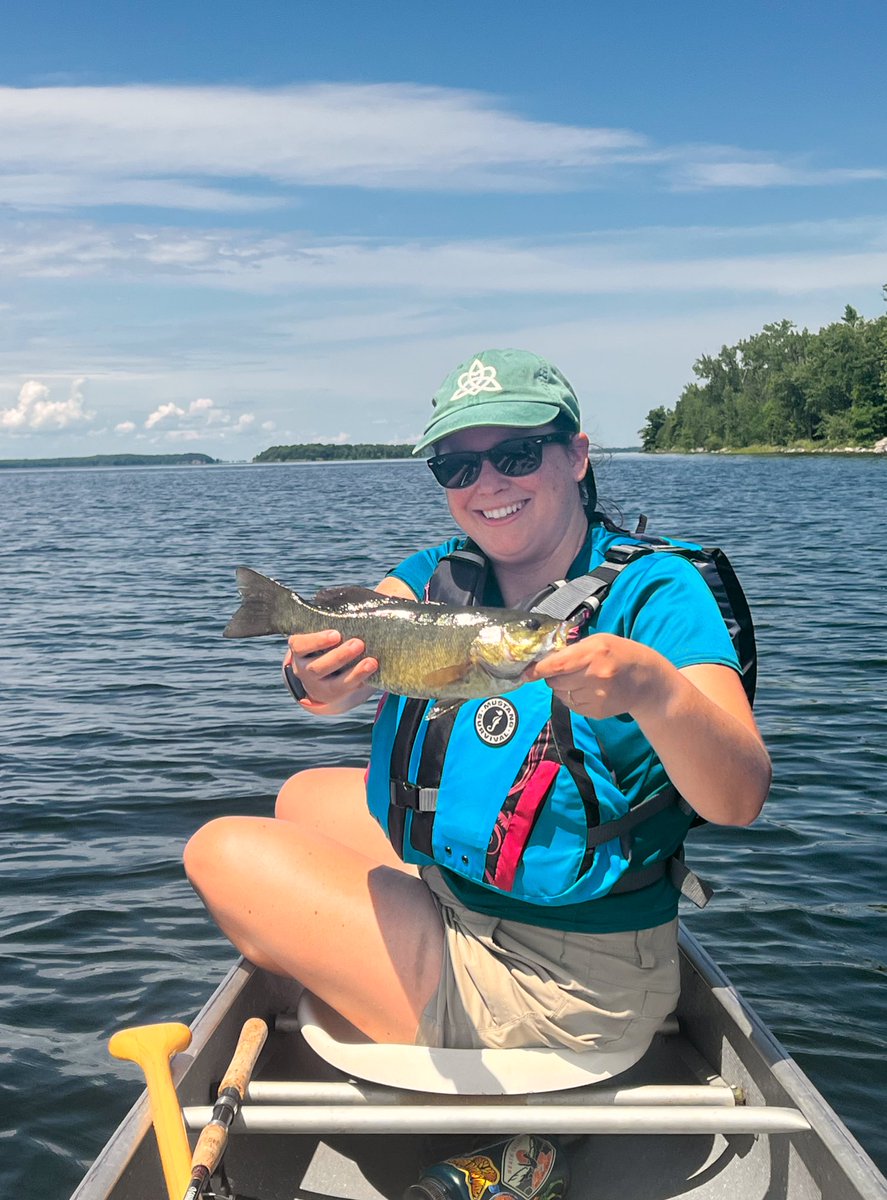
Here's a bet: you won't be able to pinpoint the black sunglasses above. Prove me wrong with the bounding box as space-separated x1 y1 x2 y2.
427 432 573 490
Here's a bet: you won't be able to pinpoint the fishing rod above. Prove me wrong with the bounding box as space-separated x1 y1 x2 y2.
182 1017 269 1200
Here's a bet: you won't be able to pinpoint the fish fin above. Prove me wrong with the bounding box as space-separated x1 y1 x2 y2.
313 585 382 605
224 566 300 638
422 662 471 689
312 585 421 613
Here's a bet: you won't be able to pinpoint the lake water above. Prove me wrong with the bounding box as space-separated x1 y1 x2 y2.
1 453 885 1197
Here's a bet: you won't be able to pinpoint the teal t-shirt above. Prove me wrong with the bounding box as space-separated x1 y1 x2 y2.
386 520 741 932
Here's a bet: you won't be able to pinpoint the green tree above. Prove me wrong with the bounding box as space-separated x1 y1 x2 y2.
639 406 668 451
644 305 886 451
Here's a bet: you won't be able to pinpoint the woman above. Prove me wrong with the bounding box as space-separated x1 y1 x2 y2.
185 348 770 1060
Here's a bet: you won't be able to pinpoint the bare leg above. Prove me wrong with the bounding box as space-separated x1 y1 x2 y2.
275 767 418 873
184 769 442 1043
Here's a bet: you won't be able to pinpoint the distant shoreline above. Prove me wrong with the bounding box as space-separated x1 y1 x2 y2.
8 443 884 470
0 446 644 468
649 444 887 457
0 452 218 470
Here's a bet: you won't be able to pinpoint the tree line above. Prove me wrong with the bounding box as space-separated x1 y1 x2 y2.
640 299 887 452
254 443 415 462
0 452 217 469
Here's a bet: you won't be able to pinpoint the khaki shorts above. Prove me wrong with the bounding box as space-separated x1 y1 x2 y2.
417 866 680 1054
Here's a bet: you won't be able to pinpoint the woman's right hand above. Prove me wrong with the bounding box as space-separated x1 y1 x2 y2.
283 630 380 714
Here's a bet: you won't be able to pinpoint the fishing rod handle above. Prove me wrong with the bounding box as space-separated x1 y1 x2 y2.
218 1017 268 1098
186 1018 269 1186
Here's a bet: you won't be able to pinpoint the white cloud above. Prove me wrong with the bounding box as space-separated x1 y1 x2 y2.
674 160 887 190
0 173 285 213
0 83 880 212
0 83 642 204
0 222 279 280
114 420 136 434
142 396 256 439
0 377 94 431
3 218 887 297
144 401 186 429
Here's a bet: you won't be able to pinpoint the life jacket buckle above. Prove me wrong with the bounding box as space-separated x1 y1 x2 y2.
607 543 652 565
390 780 438 812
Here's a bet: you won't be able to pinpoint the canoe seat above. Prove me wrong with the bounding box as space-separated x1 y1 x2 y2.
288 990 669 1096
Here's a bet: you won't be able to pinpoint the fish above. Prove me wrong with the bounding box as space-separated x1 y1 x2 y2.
223 566 570 701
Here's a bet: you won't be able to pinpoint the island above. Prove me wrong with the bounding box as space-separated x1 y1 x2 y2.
0 453 218 469
640 301 887 453
254 443 416 462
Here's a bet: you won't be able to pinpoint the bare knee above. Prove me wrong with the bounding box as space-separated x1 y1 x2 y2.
275 766 362 822
184 815 249 895
274 769 316 821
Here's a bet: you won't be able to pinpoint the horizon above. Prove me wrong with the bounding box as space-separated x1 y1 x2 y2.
1 0 885 456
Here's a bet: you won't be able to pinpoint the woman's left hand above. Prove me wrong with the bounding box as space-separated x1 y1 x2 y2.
525 633 671 720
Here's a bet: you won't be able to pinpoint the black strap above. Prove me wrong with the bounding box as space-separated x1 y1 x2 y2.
426 544 489 606
387 699 430 854
582 785 687 850
409 702 461 858
282 660 308 701
608 853 713 908
549 697 600 867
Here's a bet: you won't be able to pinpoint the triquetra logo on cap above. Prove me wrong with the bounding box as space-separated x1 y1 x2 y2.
450 358 503 403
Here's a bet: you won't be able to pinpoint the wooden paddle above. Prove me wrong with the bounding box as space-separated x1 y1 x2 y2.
182 1017 269 1200
108 1022 193 1200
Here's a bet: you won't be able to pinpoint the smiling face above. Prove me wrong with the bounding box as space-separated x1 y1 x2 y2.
435 423 591 584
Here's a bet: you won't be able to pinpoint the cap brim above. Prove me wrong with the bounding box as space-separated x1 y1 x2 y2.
412 400 565 455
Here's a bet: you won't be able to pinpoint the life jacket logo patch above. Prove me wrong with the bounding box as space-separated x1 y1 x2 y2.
474 698 518 747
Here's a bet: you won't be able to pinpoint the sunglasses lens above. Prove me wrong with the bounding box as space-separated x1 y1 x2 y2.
427 434 569 489
490 440 543 477
429 453 480 488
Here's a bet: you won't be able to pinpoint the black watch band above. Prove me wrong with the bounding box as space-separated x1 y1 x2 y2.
282 660 308 702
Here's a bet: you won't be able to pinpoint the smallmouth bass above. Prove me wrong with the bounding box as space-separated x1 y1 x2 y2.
224 566 570 700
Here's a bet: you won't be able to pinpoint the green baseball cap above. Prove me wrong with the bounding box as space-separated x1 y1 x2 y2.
412 348 582 455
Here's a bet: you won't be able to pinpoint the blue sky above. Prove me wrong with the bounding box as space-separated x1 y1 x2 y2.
1 0 885 456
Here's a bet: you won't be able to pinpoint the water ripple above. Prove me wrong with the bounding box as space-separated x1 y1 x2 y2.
1 456 885 1195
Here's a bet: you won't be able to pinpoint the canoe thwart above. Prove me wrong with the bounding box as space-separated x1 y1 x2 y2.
245 1080 739 1107
182 1102 811 1137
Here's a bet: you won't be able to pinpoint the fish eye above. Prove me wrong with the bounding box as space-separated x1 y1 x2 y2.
524 617 541 631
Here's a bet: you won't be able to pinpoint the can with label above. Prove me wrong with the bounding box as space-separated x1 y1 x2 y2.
404 1134 570 1200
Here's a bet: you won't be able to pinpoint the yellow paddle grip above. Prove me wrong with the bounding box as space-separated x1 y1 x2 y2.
109 1022 192 1200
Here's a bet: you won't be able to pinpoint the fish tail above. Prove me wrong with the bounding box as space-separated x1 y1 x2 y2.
223 567 301 638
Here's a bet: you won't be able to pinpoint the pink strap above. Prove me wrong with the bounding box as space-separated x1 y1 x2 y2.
490 760 560 891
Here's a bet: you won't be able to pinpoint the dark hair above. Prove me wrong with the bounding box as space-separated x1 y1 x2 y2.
551 413 598 516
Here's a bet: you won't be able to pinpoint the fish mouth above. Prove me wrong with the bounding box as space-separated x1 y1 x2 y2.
479 623 568 680
482 657 532 680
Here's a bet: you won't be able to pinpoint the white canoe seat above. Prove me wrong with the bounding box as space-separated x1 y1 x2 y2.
196 994 812 1136
288 990 668 1096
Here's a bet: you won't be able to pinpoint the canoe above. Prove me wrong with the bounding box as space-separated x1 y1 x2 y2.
72 925 887 1200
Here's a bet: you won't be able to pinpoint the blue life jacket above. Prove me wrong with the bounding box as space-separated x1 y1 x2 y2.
365 517 755 909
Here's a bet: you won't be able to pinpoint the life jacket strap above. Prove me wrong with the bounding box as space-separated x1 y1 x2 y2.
529 545 654 622
424 546 489 607
390 780 439 812
582 784 685 850
608 853 713 909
